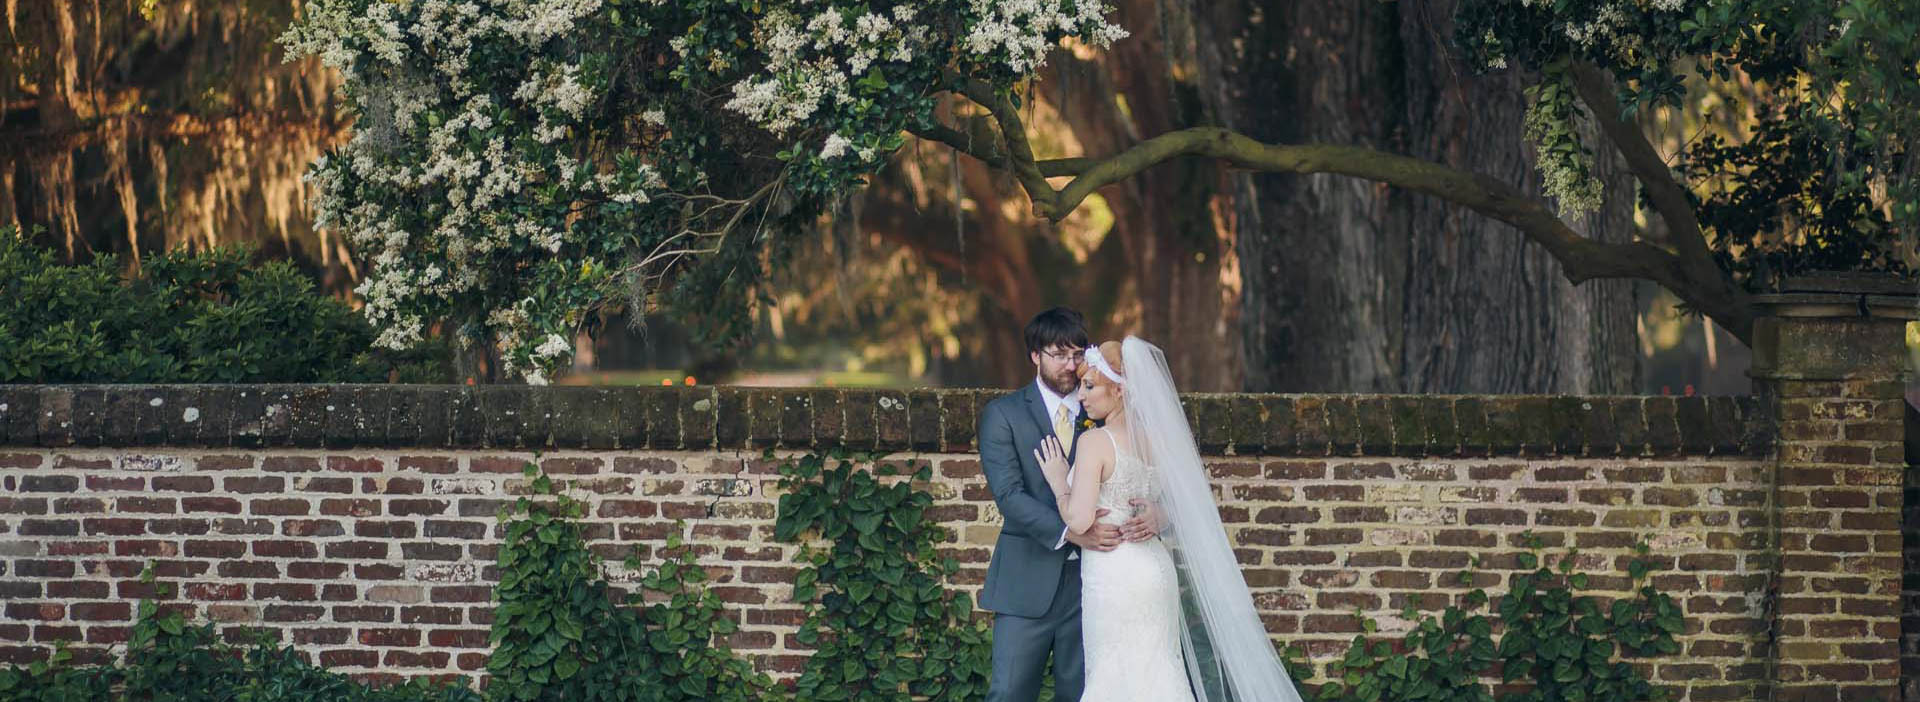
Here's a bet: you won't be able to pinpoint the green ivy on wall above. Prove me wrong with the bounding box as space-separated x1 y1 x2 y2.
485 461 780 702
1314 534 1683 702
772 450 994 701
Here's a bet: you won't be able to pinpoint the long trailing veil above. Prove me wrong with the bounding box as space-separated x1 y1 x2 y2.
1119 336 1305 702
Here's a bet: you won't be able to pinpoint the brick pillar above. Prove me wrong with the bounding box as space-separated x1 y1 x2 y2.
1750 274 1916 702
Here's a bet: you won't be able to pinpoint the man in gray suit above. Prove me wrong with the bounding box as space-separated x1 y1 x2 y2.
978 307 1157 702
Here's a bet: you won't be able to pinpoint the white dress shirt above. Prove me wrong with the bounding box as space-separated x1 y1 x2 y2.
1037 378 1082 556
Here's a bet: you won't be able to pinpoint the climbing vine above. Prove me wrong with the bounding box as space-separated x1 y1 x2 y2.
1315 535 1683 702
486 460 780 701
773 450 994 701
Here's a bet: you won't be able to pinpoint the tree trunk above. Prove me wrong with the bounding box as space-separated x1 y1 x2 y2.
1191 0 1640 393
1036 0 1245 392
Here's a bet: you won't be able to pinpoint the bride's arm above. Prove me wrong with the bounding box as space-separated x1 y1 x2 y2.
1041 436 1111 536
1035 436 1073 503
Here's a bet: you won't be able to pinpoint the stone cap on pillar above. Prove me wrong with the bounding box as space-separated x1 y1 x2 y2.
1749 272 1918 381
1752 272 1920 319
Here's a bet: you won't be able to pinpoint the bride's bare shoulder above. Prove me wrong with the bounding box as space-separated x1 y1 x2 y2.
1078 428 1118 478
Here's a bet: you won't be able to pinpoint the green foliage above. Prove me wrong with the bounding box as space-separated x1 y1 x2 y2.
1457 0 1919 287
1314 535 1681 702
0 567 482 702
282 0 1126 378
773 450 993 701
486 460 780 702
0 226 451 383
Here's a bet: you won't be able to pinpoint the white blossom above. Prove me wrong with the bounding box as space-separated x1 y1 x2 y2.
820 133 853 159
535 333 572 358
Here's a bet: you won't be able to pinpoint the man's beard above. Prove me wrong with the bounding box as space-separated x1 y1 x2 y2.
1043 370 1078 397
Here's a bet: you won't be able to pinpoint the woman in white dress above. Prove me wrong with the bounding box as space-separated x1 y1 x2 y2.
1034 337 1305 702
1034 339 1193 702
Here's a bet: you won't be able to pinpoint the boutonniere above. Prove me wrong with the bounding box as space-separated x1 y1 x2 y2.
1079 418 1096 430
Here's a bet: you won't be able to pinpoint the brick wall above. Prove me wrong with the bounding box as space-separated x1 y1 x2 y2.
0 386 1780 699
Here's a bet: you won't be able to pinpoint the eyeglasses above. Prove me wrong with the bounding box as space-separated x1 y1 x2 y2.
1040 347 1085 364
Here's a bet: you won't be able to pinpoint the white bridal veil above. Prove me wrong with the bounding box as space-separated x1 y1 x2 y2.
1118 336 1304 702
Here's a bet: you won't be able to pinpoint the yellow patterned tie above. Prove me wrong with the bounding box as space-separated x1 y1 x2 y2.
1053 404 1074 449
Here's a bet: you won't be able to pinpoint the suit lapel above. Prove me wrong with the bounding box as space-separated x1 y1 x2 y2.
1023 383 1054 440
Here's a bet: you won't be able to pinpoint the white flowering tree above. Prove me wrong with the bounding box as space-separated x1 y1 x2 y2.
285 0 1915 383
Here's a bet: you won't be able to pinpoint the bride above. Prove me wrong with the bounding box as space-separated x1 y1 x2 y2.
1033 337 1305 702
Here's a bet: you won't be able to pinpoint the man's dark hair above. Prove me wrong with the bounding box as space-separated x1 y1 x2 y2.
1024 307 1090 354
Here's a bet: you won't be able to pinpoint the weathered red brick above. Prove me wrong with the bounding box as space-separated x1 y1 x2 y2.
354 521 418 539
68 602 131 621
388 499 448 516
325 541 389 559
113 540 177 557
254 583 317 601
261 457 321 473
327 456 385 473
182 497 243 514
83 475 143 491
1303 528 1362 546
182 583 247 601
319 649 379 667
423 520 487 540
1331 462 1394 480
116 497 176 513
20 475 78 492
248 498 309 516
318 499 381 517
399 606 463 625
297 477 355 494
401 543 461 561
354 563 404 580
287 562 349 580
398 456 458 474
183 540 247 558
359 477 423 495
597 500 659 519
333 606 396 623
281 519 344 537
470 457 532 474
1302 485 1364 501
45 580 108 598
150 476 214 493
194 455 255 471
383 650 451 668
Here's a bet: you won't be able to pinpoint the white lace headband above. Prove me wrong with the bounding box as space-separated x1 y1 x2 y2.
1084 345 1125 385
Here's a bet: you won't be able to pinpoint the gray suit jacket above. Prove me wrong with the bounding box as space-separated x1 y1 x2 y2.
978 383 1089 618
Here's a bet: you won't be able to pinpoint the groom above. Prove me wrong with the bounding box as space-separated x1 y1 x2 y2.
978 307 1156 702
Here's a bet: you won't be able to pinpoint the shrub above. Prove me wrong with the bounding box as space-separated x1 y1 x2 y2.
0 226 450 383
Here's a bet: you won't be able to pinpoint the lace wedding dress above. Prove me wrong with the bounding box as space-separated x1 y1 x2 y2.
1078 428 1196 702
1080 337 1304 702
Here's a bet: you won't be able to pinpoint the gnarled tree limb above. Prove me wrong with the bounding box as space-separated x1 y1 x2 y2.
1569 62 1754 342
932 82 1760 344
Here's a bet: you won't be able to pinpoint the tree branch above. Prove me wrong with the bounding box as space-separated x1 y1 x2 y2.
1570 62 1754 341
907 122 1011 172
909 111 1091 179
932 81 1759 342
1567 63 1711 262
947 76 1060 212
1046 126 1673 281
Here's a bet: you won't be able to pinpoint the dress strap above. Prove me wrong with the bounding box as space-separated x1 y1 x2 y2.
1101 427 1121 455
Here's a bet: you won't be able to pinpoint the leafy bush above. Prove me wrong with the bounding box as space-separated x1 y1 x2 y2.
772 450 994 701
0 226 450 383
